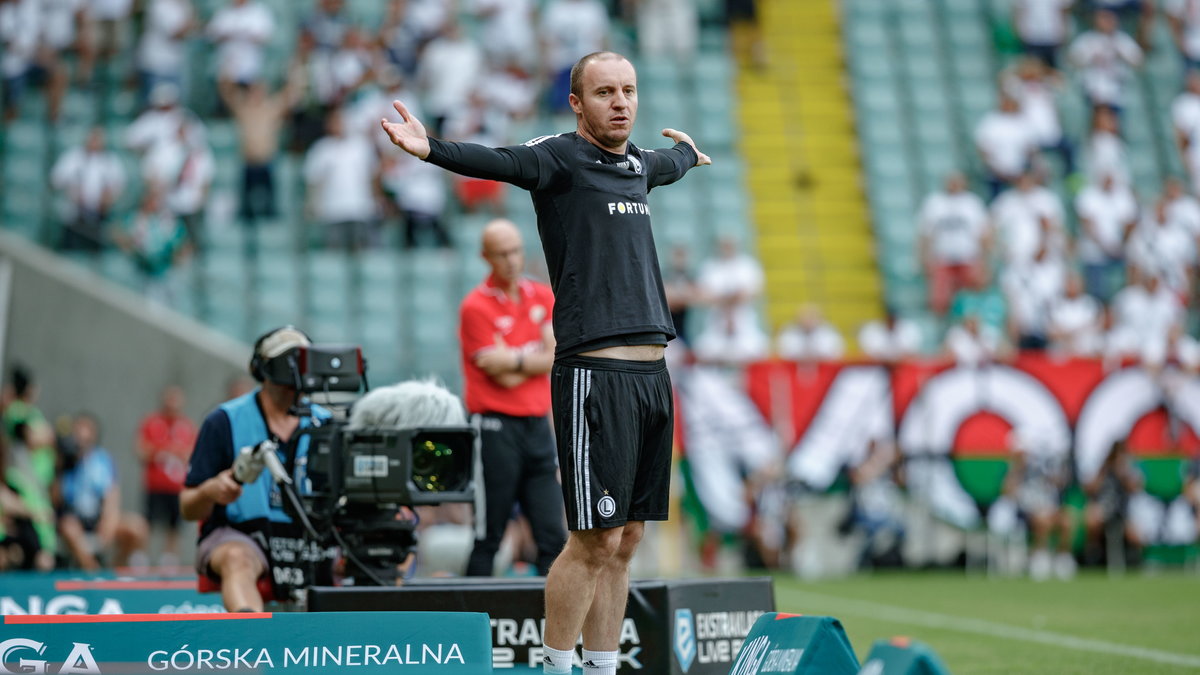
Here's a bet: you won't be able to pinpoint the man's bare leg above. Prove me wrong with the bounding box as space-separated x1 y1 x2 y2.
581 522 644 649
209 541 266 612
543 526 625 671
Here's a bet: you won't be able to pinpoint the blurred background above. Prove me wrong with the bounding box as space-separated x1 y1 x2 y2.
0 0 1198 593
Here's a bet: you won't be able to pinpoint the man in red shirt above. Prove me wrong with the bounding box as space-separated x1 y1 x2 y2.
460 218 566 576
138 384 197 565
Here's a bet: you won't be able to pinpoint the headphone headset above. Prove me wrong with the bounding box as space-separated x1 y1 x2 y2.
249 325 311 383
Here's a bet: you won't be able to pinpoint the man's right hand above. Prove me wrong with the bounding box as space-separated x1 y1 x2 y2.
380 100 431 160
206 469 243 506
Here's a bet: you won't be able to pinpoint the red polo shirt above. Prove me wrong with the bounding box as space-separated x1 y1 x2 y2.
139 411 198 494
459 275 555 416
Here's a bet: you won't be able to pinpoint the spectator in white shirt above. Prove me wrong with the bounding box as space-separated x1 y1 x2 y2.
301 0 348 54
1173 71 1200 195
776 305 845 362
1167 0 1200 69
416 19 482 136
207 0 274 86
1004 56 1075 178
1126 198 1197 299
634 0 698 63
1107 270 1185 369
125 82 205 183
36 0 89 122
540 0 611 115
991 170 1068 268
87 0 132 62
147 122 214 251
1084 104 1131 187
975 91 1040 199
1003 242 1067 350
380 150 451 249
379 0 444 78
1047 272 1105 357
858 309 923 362
1068 9 1143 115
471 0 537 70
480 58 538 132
1075 170 1138 302
137 0 193 108
304 108 380 250
944 314 1008 367
1163 176 1200 242
326 26 373 106
692 237 769 366
1014 0 1074 68
1 0 39 122
51 126 126 252
1091 0 1155 45
918 171 992 315
1169 326 1200 373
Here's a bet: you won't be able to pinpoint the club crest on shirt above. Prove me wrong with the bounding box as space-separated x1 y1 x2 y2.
530 304 546 323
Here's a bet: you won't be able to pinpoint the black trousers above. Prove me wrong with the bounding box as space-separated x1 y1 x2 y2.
466 413 567 576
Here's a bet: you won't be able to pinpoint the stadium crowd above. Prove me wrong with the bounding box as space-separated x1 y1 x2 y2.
0 0 733 287
917 3 1200 373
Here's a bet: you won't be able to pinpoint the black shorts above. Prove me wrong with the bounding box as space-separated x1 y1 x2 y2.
552 355 673 530
146 491 181 528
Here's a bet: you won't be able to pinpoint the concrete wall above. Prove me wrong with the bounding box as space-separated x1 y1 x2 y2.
0 232 250 564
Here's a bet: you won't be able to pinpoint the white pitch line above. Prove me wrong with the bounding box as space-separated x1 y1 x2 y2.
787 590 1200 669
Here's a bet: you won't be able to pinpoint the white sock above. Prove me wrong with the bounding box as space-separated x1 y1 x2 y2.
542 645 574 674
581 648 618 675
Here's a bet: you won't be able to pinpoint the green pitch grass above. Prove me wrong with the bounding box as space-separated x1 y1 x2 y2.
771 570 1200 674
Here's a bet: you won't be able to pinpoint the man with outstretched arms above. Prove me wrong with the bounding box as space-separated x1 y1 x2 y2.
382 50 710 675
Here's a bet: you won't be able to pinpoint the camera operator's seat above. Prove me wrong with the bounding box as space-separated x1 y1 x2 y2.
196 575 276 603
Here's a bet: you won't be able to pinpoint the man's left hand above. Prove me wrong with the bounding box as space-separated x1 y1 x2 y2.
662 128 712 166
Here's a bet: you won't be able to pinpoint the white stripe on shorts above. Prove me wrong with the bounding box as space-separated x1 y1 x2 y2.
571 367 595 530
582 369 592 529
572 368 583 529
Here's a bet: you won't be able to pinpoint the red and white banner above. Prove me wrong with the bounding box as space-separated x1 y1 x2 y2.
738 355 1200 488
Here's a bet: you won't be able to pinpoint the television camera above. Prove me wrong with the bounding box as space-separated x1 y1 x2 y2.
235 342 478 595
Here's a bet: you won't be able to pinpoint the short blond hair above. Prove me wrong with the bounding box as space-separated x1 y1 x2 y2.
569 51 631 98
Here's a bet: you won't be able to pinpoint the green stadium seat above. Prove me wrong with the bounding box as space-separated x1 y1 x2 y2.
247 220 293 252
895 0 934 18
946 18 989 50
848 22 888 50
904 54 942 83
860 116 905 147
202 253 248 294
206 120 239 154
361 282 401 319
844 0 886 19
858 86 901 114
96 251 139 290
900 23 936 53
871 183 916 217
206 222 247 256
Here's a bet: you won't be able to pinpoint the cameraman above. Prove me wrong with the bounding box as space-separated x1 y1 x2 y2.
460 219 566 576
181 327 331 611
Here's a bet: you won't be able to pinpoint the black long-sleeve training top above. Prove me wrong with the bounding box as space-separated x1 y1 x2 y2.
425 133 699 357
